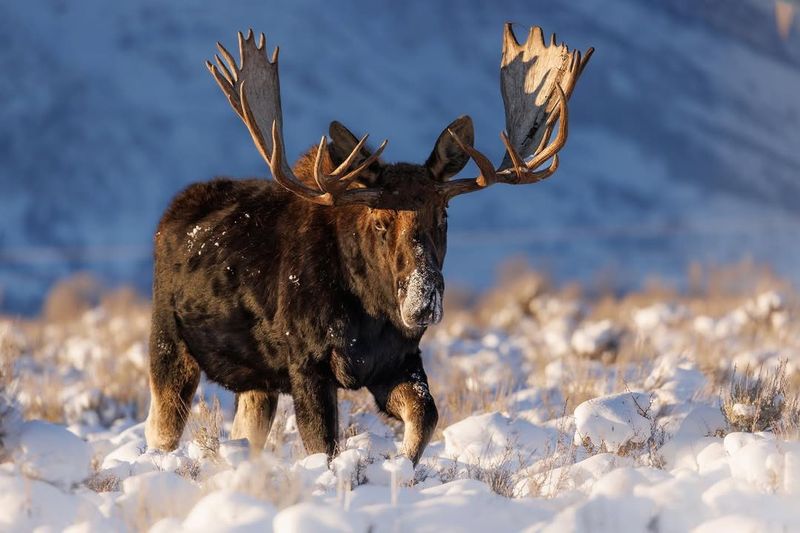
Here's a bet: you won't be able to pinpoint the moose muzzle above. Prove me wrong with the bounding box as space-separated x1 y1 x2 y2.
399 265 444 328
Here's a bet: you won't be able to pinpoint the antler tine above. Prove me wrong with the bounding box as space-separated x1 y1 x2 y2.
515 84 568 173
265 117 331 202
331 134 369 176
313 137 331 193
238 83 328 203
339 139 388 183
209 30 390 207
499 131 526 182
532 120 555 157
312 134 389 195
579 47 595 77
206 61 243 119
216 41 239 78
213 54 235 85
345 140 386 177
438 23 592 200
238 84 275 168
520 154 560 184
446 128 497 188
498 132 561 184
207 40 245 120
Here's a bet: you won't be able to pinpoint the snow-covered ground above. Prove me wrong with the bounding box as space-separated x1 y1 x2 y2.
1 269 799 532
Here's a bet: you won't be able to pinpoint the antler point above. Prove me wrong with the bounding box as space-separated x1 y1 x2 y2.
529 26 545 48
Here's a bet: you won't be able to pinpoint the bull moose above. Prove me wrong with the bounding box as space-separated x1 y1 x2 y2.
145 24 592 465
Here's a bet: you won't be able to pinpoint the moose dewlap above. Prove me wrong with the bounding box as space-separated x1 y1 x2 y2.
145 24 592 465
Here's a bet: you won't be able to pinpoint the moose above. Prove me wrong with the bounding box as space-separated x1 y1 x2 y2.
145 24 592 465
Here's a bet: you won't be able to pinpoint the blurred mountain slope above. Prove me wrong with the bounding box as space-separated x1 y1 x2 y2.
1 0 798 313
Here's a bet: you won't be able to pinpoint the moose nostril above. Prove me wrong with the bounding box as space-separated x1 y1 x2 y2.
397 280 407 297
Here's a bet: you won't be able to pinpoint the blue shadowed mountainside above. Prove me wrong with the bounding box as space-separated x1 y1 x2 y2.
1 0 799 313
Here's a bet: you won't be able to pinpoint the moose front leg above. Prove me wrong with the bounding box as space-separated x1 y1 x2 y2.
289 369 339 457
370 352 439 466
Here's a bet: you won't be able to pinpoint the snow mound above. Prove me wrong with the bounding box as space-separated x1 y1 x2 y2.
273 502 366 533
13 420 92 487
544 479 657 533
724 433 800 493
444 412 554 463
179 489 276 532
571 320 622 359
573 392 652 453
0 472 111 531
645 354 707 407
118 471 201 525
364 456 414 486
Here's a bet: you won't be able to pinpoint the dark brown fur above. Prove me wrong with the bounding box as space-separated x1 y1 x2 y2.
145 118 474 464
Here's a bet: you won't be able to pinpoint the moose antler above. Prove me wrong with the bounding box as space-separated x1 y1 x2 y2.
437 23 593 199
206 30 388 206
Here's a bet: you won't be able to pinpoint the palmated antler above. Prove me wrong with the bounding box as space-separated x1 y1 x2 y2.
206 30 388 206
437 23 593 199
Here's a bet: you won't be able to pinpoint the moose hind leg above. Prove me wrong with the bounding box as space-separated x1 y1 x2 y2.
370 353 438 466
145 326 201 451
231 390 279 450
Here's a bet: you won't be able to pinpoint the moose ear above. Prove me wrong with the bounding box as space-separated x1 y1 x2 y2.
328 121 381 185
425 116 474 181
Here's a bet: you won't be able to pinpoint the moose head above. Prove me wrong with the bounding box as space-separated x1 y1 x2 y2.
206 24 593 332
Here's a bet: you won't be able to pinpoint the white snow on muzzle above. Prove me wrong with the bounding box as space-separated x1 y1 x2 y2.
400 266 443 328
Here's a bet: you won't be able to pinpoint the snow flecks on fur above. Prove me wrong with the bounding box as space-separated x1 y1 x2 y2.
410 370 432 401
185 225 204 253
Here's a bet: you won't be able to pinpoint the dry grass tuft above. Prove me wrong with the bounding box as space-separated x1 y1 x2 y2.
85 471 121 493
527 418 578 498
463 442 533 498
189 396 224 459
175 458 202 481
721 360 800 434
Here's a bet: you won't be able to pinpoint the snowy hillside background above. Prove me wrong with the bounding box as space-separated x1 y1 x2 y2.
1 0 799 313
